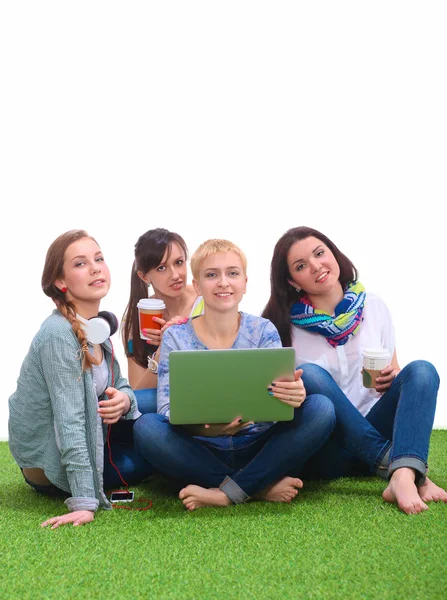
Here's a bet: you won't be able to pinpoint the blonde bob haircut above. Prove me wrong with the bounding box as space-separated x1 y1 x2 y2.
191 239 248 280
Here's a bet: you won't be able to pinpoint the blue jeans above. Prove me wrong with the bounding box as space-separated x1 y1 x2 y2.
134 394 336 503
299 361 439 484
103 419 153 489
24 420 153 495
135 388 157 415
22 471 69 497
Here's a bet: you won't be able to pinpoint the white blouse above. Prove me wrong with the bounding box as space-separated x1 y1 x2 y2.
292 293 395 416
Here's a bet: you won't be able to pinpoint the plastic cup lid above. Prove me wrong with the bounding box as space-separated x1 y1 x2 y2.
362 347 391 358
137 298 166 310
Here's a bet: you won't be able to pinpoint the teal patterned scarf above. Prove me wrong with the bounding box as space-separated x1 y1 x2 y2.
290 281 366 347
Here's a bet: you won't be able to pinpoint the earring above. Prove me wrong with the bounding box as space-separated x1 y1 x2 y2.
61 286 67 293
292 285 301 293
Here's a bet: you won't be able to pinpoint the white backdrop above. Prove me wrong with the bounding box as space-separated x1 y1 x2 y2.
1 2 446 439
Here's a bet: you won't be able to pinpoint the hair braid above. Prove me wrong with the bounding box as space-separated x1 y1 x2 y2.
56 299 99 370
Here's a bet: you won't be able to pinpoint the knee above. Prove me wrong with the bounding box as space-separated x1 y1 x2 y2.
133 413 164 449
299 363 334 390
134 388 157 414
304 394 336 435
401 360 440 390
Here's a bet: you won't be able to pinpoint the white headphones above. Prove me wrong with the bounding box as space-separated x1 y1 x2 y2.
76 311 119 344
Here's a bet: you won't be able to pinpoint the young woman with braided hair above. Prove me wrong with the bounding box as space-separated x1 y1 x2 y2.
8 230 152 529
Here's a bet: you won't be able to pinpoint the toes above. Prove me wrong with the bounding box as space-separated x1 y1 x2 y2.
400 499 428 514
183 499 195 511
289 478 303 489
400 501 417 515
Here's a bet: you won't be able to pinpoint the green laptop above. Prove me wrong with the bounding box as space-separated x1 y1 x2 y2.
169 347 295 425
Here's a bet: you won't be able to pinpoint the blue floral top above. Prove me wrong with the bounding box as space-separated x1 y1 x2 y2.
157 312 282 444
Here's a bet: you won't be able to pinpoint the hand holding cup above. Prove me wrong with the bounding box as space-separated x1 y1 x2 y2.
361 348 391 389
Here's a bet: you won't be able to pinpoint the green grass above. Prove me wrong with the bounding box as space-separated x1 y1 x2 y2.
1 433 447 599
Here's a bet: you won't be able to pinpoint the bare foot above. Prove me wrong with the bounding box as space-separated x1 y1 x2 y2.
418 477 447 503
382 468 429 515
178 485 231 511
254 477 303 503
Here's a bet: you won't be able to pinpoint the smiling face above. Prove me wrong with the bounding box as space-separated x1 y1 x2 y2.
56 237 110 311
193 251 247 313
287 236 342 299
140 242 188 299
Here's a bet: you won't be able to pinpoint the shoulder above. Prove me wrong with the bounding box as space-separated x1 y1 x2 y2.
364 293 391 319
162 320 197 349
36 311 77 343
241 312 275 329
239 313 281 340
26 312 81 367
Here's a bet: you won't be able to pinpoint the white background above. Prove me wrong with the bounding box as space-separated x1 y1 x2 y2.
1 2 446 439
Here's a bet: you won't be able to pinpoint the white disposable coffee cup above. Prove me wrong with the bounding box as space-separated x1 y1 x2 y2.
137 298 166 339
362 348 391 388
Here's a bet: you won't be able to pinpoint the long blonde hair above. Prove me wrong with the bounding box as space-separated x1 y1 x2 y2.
41 229 100 370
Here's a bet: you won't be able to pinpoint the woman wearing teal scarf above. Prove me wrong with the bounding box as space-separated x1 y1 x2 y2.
263 226 446 515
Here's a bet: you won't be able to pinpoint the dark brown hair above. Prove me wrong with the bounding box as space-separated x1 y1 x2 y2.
262 226 358 347
41 229 100 370
121 228 188 368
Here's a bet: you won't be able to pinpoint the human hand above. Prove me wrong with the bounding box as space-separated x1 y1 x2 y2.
98 388 130 424
201 416 253 437
41 510 95 529
268 368 306 408
160 316 188 334
142 316 188 346
375 365 400 393
141 317 166 346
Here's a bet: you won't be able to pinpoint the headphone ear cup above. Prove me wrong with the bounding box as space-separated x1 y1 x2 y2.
97 311 118 337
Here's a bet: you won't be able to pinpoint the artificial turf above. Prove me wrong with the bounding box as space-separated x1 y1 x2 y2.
1 432 446 599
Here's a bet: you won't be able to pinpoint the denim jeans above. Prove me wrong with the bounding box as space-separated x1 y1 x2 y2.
134 394 336 503
23 419 153 495
299 361 439 484
134 388 158 415
103 419 153 489
22 470 69 497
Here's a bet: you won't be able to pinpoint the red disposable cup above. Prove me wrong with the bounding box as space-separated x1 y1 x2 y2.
137 299 166 339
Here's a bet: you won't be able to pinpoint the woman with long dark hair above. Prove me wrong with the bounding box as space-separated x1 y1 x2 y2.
122 228 204 413
263 226 446 514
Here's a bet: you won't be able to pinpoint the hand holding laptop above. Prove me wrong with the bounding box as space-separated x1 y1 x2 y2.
199 370 306 435
169 347 299 425
268 369 305 408
202 416 254 437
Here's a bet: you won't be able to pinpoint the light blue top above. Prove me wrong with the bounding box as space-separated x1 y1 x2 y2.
157 312 282 443
8 310 139 512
